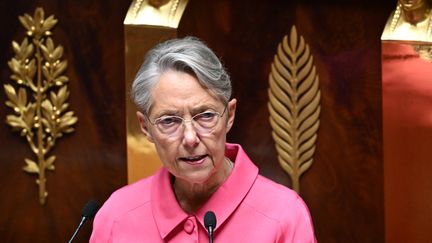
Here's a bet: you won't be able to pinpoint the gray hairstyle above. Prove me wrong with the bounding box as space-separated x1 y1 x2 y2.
131 36 232 114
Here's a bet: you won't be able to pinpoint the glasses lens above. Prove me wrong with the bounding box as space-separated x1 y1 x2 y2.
192 111 219 134
155 116 183 134
152 107 225 137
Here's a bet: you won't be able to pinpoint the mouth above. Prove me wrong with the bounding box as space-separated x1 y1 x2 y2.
178 154 208 164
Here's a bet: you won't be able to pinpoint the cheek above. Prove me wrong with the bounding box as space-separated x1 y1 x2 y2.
206 129 227 156
153 137 180 164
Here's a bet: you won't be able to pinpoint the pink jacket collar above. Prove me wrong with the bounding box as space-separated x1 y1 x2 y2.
150 143 259 239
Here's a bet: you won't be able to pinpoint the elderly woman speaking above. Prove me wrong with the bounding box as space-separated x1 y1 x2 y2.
90 37 316 242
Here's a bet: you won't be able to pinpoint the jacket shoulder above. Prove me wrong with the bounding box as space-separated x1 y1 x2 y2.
244 175 312 223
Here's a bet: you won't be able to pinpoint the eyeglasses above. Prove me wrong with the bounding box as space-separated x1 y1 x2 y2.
147 106 227 137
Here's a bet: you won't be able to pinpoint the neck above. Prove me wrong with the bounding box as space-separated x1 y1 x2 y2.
173 157 234 214
401 2 430 24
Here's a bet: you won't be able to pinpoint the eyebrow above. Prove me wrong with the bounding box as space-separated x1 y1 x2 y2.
153 104 219 118
190 105 219 114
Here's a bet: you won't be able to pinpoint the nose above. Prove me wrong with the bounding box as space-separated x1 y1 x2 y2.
181 120 200 147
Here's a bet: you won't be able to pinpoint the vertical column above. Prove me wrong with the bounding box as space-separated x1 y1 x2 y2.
382 42 432 242
124 0 189 183
381 2 432 241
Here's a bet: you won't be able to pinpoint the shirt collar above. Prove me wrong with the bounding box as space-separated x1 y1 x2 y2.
151 143 259 239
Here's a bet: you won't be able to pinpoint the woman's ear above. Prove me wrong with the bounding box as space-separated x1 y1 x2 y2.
136 111 154 143
226 98 237 133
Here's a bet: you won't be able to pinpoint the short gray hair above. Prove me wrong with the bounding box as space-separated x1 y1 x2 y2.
131 36 232 114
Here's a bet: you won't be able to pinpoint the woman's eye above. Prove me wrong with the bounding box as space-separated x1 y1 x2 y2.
195 111 216 120
158 116 181 125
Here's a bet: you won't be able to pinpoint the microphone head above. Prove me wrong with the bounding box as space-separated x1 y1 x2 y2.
81 200 99 218
204 211 217 229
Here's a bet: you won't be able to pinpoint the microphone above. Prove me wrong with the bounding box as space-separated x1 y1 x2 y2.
68 200 99 243
204 211 217 243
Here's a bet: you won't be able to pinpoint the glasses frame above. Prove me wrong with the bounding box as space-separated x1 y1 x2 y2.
146 105 228 136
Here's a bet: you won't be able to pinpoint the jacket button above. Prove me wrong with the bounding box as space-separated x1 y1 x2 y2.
183 218 195 234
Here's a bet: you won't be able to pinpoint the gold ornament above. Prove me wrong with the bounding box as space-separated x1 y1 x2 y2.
4 7 77 205
268 26 321 192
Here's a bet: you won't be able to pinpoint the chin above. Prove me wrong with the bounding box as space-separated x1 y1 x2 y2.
181 171 213 184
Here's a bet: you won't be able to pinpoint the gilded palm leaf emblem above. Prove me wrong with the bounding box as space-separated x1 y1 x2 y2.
268 26 321 192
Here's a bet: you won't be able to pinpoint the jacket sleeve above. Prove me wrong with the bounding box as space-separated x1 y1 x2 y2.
276 195 317 243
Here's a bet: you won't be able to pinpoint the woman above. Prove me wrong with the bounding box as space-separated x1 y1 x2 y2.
90 37 316 242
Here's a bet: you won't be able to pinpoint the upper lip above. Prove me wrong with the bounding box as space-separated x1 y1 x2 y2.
179 154 207 161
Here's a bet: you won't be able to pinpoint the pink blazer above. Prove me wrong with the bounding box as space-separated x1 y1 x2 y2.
90 143 316 242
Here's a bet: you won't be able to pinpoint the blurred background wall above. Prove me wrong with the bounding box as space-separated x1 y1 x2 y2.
0 0 400 242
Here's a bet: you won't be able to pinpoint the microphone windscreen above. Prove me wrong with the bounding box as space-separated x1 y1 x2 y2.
204 211 217 228
81 200 99 218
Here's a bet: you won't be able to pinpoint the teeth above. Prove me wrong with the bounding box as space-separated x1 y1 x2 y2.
182 155 205 161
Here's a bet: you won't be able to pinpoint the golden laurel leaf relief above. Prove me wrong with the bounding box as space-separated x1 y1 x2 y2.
3 7 77 205
267 25 321 192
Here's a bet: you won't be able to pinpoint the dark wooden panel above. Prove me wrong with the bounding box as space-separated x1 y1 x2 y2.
0 1 129 242
179 1 392 242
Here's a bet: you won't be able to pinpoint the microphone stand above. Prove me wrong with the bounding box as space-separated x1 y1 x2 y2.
68 217 86 243
208 225 214 243
68 200 99 243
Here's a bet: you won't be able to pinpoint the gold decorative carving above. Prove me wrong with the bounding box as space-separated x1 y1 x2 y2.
268 26 321 192
382 0 432 43
382 0 432 61
124 0 188 28
413 44 432 61
149 0 171 8
4 7 77 205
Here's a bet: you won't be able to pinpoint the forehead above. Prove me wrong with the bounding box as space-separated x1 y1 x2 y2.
148 70 221 115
